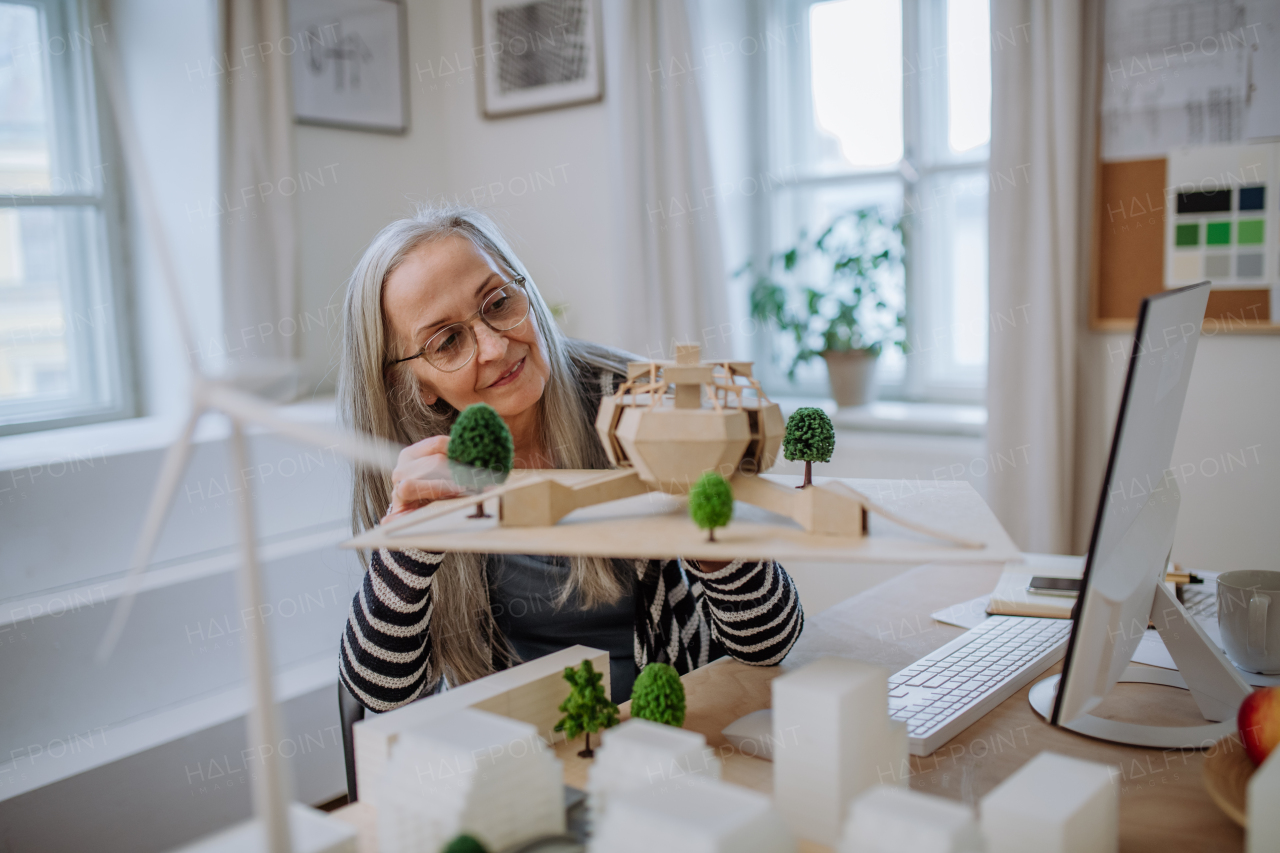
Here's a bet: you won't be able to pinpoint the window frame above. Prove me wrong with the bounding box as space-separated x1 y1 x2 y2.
750 0 989 405
0 0 134 436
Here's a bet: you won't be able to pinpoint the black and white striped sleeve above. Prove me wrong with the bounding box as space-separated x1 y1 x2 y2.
339 547 443 712
694 559 804 666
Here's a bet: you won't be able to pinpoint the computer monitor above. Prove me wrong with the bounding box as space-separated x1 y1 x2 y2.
1030 281 1253 749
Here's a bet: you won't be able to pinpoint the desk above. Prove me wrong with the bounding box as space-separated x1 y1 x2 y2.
335 561 1243 853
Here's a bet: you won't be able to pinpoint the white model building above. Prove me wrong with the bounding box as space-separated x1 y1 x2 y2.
376 708 565 853
587 718 721 827
840 785 982 853
771 657 908 846
980 751 1117 853
1250 746 1280 853
589 776 794 853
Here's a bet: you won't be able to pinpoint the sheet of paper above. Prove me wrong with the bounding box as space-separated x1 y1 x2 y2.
1100 0 1280 160
930 595 992 630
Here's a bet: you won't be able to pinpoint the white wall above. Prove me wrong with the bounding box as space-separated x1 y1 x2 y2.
1074 331 1280 573
292 2 447 395
294 0 633 395
110 0 221 420
0 411 360 852
427 1 624 346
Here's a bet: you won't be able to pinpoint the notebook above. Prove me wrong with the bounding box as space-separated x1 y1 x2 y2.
984 553 1085 619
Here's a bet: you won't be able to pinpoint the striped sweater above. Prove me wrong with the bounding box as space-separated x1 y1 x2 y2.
340 547 805 712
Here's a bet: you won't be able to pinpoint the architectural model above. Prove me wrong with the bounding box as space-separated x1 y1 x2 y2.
629 662 687 726
771 658 908 846
589 776 794 853
554 658 620 757
377 708 565 853
839 785 982 853
586 719 721 827
354 344 989 560
355 646 610 810
979 751 1117 853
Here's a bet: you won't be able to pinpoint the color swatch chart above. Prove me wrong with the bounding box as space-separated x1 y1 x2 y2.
1166 143 1279 298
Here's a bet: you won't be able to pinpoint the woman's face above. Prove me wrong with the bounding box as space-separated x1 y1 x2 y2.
382 234 550 422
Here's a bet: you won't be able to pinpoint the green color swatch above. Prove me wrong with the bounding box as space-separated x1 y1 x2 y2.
1174 223 1199 246
1237 219 1265 245
1205 222 1231 245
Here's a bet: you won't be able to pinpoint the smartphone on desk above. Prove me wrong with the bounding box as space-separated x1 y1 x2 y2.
1027 576 1081 597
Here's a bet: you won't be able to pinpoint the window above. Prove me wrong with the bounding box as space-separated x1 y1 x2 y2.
757 0 991 403
0 0 130 435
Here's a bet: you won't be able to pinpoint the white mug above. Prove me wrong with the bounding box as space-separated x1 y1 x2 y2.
1217 570 1280 675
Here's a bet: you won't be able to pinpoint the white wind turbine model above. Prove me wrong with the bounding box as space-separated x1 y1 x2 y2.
91 37 398 853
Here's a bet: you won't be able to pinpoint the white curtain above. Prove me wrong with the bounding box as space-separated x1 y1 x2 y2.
608 0 730 360
221 0 297 364
986 0 1098 553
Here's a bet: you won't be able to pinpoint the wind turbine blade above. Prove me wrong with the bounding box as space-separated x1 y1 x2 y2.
203 382 401 473
96 411 202 662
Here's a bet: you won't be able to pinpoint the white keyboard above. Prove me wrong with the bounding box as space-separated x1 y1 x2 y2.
889 616 1073 756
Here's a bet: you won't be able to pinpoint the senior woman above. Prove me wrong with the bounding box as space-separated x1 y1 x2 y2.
337 206 803 712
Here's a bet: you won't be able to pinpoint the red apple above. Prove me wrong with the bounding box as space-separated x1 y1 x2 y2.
1239 686 1280 767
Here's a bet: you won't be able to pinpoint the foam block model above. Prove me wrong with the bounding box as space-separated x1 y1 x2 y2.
1249 744 1280 853
839 785 982 853
376 708 564 853
354 645 609 810
589 777 794 853
771 658 908 846
169 803 357 853
980 751 1118 853
586 718 720 827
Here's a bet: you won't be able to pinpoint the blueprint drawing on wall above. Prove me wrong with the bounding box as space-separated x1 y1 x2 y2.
1101 0 1280 162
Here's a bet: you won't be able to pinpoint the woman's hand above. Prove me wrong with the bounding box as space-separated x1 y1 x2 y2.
384 436 466 522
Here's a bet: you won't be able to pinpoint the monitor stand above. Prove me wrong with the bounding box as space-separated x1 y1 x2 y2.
1029 582 1253 749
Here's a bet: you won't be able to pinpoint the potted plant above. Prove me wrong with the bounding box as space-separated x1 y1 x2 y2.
740 207 905 407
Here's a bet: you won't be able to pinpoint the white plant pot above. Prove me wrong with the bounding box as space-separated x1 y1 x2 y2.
821 349 879 408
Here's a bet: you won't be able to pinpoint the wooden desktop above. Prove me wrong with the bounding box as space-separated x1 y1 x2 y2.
334 558 1243 852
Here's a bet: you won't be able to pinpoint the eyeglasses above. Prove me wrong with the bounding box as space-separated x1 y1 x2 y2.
389 276 531 373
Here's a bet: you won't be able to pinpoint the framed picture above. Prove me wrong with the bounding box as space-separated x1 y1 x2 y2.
475 0 604 119
288 0 408 134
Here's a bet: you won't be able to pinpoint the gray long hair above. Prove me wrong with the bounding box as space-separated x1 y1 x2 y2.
338 205 632 687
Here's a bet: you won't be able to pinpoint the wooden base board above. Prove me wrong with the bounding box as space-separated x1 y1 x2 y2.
346 476 1017 564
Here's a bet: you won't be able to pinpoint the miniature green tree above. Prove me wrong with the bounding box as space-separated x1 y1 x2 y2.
688 471 733 541
630 662 686 727
441 835 489 853
783 407 835 488
448 403 514 517
554 659 619 758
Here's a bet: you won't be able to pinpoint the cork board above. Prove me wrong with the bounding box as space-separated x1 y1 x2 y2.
1089 157 1279 332
1092 159 1168 328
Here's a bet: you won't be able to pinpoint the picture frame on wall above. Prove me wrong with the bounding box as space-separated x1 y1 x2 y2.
288 0 409 134
475 0 604 119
